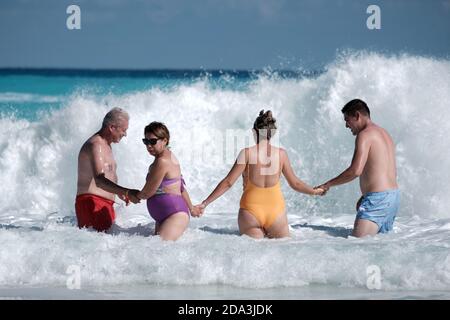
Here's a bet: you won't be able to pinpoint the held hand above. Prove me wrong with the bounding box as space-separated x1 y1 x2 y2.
191 205 204 217
128 189 141 204
191 202 207 217
315 183 330 193
118 193 130 205
314 183 329 196
313 187 326 196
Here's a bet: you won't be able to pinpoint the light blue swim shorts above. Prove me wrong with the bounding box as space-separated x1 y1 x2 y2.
356 189 400 233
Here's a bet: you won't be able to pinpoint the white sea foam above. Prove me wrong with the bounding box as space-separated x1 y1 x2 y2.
0 215 449 292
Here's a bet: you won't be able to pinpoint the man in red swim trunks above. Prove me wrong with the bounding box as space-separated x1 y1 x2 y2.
76 107 140 232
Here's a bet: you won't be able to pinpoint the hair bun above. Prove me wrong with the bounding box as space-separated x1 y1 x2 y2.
253 109 277 140
254 109 277 130
264 110 275 125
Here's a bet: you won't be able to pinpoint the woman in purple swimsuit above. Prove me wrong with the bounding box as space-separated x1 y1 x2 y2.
135 122 200 240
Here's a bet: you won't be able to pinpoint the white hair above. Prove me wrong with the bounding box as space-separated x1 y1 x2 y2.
102 107 129 128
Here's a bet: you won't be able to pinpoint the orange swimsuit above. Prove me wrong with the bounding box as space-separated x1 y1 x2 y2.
239 178 286 229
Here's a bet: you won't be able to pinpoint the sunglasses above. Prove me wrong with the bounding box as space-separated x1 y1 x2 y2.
142 138 161 146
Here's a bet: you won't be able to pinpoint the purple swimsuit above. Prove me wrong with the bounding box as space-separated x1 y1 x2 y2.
147 176 190 223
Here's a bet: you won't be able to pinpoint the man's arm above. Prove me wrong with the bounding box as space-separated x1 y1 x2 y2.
90 142 130 198
320 132 370 190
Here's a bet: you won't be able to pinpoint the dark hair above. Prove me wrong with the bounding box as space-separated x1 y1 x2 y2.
144 121 170 145
341 99 371 118
253 109 277 141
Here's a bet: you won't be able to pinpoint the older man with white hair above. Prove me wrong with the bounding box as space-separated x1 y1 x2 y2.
75 107 140 232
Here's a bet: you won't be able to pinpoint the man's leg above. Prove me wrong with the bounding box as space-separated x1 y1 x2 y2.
352 218 379 237
75 196 94 229
92 205 115 232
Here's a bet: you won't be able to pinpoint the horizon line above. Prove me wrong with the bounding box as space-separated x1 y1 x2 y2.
0 67 323 78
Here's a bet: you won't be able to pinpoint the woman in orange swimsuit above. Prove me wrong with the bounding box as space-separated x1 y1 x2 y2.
194 110 324 239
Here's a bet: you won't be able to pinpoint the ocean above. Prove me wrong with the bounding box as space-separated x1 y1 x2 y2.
1 52 450 299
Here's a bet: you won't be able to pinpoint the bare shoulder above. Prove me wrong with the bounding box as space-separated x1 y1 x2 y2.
236 147 249 164
166 151 180 166
241 147 250 155
80 136 95 154
239 147 251 156
277 147 288 159
277 146 287 154
357 126 376 141
154 155 173 171
246 145 255 153
84 134 104 150
377 125 393 137
155 155 169 166
368 124 392 140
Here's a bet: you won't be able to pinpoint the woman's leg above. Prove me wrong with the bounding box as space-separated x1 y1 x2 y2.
238 209 265 239
158 212 189 241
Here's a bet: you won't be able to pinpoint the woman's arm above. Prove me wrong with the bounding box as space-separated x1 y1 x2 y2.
136 160 167 200
201 149 247 208
281 149 323 195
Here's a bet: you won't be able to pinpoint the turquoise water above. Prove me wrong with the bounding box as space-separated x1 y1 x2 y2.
0 73 200 119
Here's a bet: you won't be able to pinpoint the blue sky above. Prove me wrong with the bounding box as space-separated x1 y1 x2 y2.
1 0 449 69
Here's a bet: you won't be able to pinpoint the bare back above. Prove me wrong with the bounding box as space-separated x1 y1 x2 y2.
359 124 398 194
242 143 282 188
77 134 117 200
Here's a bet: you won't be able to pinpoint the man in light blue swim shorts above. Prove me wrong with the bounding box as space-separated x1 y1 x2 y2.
317 99 400 237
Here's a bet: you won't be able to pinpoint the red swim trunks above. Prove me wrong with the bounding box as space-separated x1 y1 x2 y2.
75 194 116 232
